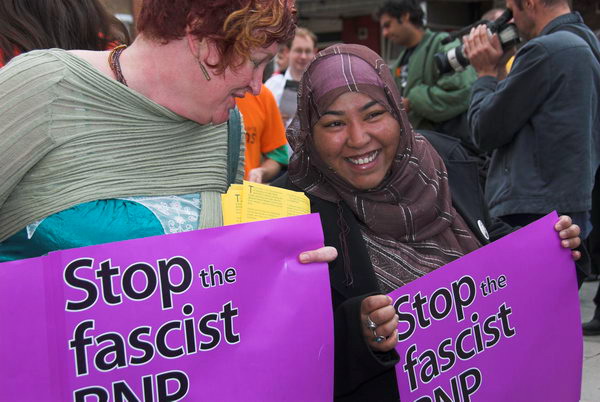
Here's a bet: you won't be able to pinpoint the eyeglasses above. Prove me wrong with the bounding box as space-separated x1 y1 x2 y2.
291 48 313 55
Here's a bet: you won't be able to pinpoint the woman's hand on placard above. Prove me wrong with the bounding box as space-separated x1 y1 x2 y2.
361 295 399 352
298 246 338 264
555 215 582 261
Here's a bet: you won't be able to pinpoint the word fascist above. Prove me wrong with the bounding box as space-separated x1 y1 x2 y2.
402 303 515 392
69 302 240 376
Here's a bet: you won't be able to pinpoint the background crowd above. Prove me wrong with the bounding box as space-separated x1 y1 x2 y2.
0 0 598 400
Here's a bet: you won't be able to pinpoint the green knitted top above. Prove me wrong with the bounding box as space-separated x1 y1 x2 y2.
0 49 244 242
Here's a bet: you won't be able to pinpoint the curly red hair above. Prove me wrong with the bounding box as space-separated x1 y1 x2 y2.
137 0 297 73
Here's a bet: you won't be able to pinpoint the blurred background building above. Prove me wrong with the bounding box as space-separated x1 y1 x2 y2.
102 0 599 62
99 0 139 35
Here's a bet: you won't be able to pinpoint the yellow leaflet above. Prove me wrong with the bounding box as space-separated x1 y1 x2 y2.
240 180 310 223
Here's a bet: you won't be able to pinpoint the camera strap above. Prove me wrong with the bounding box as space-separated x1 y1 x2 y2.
422 32 443 77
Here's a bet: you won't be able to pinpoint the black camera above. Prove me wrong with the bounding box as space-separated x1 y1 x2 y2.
434 9 520 75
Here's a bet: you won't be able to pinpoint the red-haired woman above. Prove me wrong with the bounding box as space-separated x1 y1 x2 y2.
0 0 334 264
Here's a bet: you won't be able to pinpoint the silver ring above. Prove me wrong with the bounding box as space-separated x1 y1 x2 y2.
366 315 377 330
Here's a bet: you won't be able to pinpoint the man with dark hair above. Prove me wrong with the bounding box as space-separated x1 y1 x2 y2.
463 0 600 331
376 0 476 138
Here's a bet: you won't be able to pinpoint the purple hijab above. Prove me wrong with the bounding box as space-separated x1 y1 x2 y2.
286 44 479 290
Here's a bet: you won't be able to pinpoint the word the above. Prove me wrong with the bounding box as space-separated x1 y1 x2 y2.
480 274 507 297
198 265 237 288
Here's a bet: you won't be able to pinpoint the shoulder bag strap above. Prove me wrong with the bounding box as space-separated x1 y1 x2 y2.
421 31 443 77
227 107 242 185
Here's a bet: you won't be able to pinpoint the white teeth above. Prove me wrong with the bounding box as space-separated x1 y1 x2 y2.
348 150 378 165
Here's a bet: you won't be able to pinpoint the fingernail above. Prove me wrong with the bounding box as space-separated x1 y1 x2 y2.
562 240 569 247
299 253 309 263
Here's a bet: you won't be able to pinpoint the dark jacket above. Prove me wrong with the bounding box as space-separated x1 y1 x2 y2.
468 12 600 218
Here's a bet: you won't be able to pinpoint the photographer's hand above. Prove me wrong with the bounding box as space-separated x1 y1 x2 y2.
463 25 504 79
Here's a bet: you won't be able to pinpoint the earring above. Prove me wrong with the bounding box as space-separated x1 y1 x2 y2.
198 59 211 81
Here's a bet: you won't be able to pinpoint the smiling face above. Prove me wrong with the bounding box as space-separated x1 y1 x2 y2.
379 13 413 47
203 42 278 124
312 92 401 190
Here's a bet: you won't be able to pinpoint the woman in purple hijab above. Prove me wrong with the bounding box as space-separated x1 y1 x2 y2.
274 44 583 400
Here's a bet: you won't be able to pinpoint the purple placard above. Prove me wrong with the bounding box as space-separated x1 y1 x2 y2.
391 212 582 402
0 214 333 401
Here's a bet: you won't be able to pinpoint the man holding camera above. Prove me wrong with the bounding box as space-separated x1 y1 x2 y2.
376 0 476 137
463 0 599 251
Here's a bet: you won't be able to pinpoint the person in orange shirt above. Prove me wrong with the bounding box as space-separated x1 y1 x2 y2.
236 84 288 183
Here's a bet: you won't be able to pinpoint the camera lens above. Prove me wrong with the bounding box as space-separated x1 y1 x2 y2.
435 45 470 75
434 52 451 75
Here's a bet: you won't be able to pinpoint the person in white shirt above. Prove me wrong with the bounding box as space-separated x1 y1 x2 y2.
265 27 316 127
